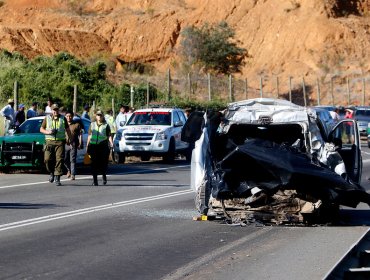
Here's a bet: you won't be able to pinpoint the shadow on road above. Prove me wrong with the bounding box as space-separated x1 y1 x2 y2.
338 209 370 226
0 203 58 209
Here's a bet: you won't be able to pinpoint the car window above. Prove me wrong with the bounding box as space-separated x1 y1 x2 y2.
178 110 186 123
16 119 43 134
173 111 181 124
355 110 370 117
127 112 172 126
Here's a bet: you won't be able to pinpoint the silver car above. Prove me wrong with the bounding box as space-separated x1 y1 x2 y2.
184 98 368 225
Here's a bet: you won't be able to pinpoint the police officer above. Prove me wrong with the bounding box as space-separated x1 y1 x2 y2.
87 110 113 186
40 103 68 186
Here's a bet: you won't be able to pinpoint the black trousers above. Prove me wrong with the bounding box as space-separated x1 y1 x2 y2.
88 141 110 177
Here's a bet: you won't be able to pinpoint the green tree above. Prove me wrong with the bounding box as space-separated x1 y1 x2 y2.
180 21 246 74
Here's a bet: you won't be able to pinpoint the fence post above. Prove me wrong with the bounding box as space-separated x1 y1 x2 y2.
330 76 334 106
147 81 150 108
130 85 134 108
260 76 263 98
73 84 77 114
208 73 211 101
289 76 292 102
362 77 365 106
13 81 18 111
302 77 307 107
244 78 248 100
276 76 279 99
316 78 321 106
229 74 233 102
167 69 171 102
347 77 350 105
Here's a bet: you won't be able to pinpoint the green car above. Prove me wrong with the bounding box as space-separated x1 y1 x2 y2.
0 116 90 171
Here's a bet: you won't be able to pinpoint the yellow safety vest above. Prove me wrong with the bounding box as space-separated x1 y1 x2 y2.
45 115 66 141
105 115 117 133
90 122 108 144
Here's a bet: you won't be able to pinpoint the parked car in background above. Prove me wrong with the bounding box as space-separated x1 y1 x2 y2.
185 98 368 225
113 107 190 163
0 116 90 171
354 106 370 136
367 122 370 148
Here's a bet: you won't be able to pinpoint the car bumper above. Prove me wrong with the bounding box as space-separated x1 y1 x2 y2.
113 139 170 155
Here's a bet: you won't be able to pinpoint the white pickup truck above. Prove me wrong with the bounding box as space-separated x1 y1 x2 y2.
113 107 190 163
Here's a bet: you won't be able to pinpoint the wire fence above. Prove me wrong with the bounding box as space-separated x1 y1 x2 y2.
140 71 370 107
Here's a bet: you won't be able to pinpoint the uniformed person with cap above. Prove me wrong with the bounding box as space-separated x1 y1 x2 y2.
86 110 113 186
40 103 68 186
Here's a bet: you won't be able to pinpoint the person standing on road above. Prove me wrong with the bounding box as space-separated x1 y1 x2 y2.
64 111 83 181
40 104 68 186
14 104 26 127
105 109 117 139
0 98 15 135
81 104 91 120
27 102 38 119
115 105 130 129
45 99 53 115
344 108 354 144
86 110 113 186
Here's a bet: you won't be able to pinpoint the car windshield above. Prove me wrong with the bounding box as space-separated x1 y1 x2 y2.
355 110 370 117
127 112 171 126
16 119 43 134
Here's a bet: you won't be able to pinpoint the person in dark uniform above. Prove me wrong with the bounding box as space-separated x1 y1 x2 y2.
40 103 68 186
86 110 113 186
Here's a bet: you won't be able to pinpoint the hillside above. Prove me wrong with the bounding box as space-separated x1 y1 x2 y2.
1 0 370 103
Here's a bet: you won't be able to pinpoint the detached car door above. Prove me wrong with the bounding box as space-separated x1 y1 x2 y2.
329 119 362 183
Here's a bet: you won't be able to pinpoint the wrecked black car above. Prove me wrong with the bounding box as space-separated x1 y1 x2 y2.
183 98 370 225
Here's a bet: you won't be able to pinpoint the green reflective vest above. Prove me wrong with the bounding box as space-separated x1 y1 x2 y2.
45 115 66 141
90 122 108 144
105 114 117 133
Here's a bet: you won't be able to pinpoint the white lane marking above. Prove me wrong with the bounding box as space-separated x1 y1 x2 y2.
363 159 370 163
0 189 194 232
0 165 190 190
363 151 370 155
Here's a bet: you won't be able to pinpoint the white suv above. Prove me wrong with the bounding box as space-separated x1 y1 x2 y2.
113 108 190 163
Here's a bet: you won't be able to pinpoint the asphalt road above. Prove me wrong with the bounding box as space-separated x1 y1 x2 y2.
0 147 369 280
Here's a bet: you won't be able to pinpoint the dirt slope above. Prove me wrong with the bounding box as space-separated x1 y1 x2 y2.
1 0 370 90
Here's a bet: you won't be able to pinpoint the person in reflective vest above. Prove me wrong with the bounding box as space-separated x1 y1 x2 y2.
86 110 113 186
40 103 68 186
105 109 117 139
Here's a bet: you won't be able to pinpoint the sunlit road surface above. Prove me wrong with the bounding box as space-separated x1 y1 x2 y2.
0 148 369 280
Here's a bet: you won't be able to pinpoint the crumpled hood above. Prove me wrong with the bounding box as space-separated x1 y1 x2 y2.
213 139 370 208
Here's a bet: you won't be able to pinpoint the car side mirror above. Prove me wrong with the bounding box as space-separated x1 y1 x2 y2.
119 121 126 127
174 121 183 127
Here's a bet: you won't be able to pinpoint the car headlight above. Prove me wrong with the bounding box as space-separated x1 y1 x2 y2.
155 132 167 141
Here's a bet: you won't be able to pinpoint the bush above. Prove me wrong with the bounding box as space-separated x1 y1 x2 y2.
180 21 247 75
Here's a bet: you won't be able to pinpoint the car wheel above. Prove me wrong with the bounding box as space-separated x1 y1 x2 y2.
140 155 151 162
368 141 370 148
163 138 175 163
114 152 126 164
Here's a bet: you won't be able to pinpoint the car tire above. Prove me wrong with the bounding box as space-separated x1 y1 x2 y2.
368 141 370 148
114 152 126 164
163 138 175 163
140 155 151 162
